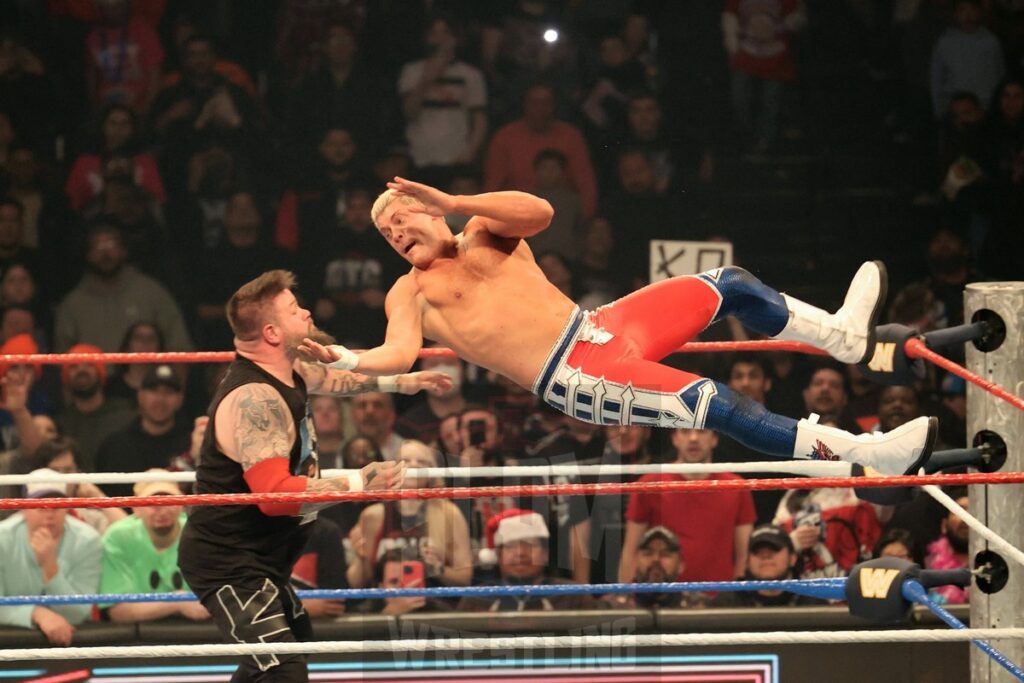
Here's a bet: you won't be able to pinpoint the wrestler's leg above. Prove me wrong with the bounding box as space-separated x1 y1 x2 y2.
596 263 886 364
562 347 936 475
572 354 798 456
203 579 309 683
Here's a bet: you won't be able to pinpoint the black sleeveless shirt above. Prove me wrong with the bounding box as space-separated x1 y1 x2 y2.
178 356 319 593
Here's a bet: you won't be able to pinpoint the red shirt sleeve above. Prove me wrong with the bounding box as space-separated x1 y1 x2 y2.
625 474 655 524
65 155 99 211
275 189 300 252
135 154 166 203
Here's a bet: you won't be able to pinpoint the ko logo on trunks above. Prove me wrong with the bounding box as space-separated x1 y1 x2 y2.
215 580 292 672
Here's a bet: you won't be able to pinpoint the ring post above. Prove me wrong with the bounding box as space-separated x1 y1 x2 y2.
967 282 1024 683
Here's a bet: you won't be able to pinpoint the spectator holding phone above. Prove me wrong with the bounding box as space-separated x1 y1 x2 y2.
346 440 472 589
353 548 449 615
448 405 519 553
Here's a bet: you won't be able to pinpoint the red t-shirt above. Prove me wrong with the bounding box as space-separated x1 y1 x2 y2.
626 472 756 582
85 19 165 110
725 0 799 81
64 152 166 210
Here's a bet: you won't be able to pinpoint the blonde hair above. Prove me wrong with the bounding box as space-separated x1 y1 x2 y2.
398 439 461 570
226 270 296 342
371 189 423 227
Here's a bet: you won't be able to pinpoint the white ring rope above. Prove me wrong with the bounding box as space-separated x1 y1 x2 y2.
0 461 854 487
923 484 1024 570
1 629 1022 662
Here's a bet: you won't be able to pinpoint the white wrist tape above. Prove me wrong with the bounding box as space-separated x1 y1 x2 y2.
377 375 400 393
325 345 359 370
346 471 364 493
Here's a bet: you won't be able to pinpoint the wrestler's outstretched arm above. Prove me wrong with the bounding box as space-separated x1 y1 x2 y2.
387 176 554 238
216 383 405 517
295 361 452 397
299 273 424 375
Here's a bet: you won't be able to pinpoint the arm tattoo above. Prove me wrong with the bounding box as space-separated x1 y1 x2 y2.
300 362 381 396
233 384 293 470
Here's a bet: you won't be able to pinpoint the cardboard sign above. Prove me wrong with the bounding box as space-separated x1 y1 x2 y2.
649 241 733 282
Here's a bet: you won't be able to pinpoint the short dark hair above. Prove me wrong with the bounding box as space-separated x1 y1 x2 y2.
86 221 124 246
374 548 407 585
727 353 771 378
27 437 80 473
873 527 923 566
226 270 297 342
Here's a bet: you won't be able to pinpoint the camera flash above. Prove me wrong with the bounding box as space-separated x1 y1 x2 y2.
543 28 559 43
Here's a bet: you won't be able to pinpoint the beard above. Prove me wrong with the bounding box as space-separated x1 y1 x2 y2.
289 325 335 361
70 378 101 399
947 528 969 554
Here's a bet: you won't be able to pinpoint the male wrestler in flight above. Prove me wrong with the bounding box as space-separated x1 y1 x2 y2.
299 179 937 475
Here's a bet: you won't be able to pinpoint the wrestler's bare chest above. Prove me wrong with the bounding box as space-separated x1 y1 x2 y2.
412 244 575 388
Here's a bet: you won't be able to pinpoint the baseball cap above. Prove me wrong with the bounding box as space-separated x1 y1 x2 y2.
141 364 182 392
24 468 69 499
749 524 795 553
639 526 681 552
133 468 183 497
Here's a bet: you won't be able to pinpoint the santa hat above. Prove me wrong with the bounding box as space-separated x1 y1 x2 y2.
0 333 42 379
479 508 550 567
61 344 107 385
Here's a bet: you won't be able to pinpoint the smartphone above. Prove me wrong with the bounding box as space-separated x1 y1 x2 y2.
467 418 488 447
794 503 825 542
400 560 425 587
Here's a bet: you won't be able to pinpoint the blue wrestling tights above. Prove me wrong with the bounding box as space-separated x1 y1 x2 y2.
700 380 798 457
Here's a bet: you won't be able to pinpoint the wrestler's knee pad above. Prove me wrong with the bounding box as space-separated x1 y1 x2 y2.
695 380 797 457
696 266 788 335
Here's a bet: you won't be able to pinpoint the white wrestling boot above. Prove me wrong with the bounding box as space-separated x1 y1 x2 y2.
775 261 888 364
794 414 938 475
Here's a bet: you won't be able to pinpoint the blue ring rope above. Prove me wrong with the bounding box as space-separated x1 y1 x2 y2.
903 579 1024 681
0 578 848 606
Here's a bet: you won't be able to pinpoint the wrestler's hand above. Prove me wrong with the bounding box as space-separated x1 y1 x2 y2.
386 176 456 216
298 338 359 370
360 460 406 491
396 371 453 396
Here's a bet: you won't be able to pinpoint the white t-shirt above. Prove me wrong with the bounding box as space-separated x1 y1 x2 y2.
398 59 487 166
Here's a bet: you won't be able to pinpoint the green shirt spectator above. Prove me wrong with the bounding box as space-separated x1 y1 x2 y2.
100 471 209 623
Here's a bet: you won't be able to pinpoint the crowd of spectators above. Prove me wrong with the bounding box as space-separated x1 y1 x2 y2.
0 0 1014 644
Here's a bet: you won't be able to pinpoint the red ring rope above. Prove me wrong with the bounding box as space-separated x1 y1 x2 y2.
4 471 1023 511
905 338 1024 412
3 336 1018 412
0 341 825 366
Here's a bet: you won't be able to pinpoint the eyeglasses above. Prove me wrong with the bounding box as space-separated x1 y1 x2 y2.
150 569 184 591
